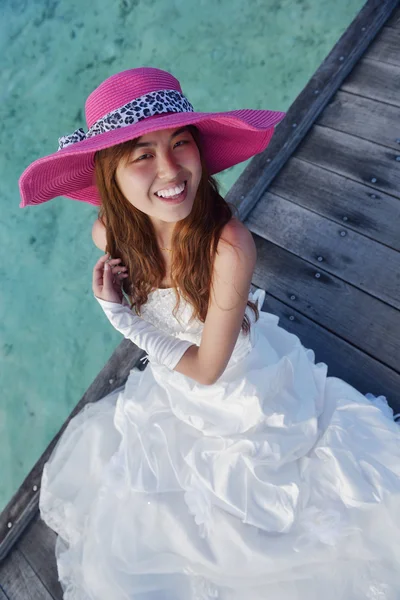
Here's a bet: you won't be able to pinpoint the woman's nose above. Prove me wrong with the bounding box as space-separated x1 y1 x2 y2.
157 150 181 177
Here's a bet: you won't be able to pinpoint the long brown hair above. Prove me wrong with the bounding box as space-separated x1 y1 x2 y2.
93 124 259 335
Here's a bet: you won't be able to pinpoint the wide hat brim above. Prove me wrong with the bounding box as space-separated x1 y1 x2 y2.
19 108 286 208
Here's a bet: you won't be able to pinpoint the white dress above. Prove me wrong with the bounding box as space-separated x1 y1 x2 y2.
39 287 400 600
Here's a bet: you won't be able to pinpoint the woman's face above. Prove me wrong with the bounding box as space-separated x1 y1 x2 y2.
115 125 202 226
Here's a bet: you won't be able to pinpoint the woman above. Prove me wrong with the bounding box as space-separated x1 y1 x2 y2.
19 66 400 599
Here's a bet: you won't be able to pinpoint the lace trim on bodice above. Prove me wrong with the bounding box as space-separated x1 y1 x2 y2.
142 287 264 330
136 287 265 369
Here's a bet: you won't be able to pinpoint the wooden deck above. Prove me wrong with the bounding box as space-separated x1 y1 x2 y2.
232 0 400 412
1 0 399 596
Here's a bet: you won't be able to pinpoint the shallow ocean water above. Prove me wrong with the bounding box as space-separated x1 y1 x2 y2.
0 0 365 513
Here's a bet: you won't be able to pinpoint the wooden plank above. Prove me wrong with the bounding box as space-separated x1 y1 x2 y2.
228 0 399 221
385 2 400 29
295 124 400 198
342 58 400 107
249 284 400 414
316 90 400 151
246 234 400 373
366 22 400 66
246 190 400 310
17 513 62 600
0 548 55 600
268 157 400 252
0 340 147 561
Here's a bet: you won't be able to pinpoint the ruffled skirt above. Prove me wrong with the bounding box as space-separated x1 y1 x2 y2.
39 306 400 599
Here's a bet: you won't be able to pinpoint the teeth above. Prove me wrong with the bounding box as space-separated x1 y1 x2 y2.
156 182 185 198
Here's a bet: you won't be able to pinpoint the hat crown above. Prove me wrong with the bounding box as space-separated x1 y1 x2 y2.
85 67 183 128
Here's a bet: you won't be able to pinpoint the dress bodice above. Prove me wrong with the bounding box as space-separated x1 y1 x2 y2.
140 288 205 338
139 287 265 368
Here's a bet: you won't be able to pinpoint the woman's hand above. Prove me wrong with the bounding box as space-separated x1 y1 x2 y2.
92 253 129 304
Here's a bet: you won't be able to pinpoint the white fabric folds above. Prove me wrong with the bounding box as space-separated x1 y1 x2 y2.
39 288 400 599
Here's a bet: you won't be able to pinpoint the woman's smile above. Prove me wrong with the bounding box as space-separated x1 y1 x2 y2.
155 180 188 205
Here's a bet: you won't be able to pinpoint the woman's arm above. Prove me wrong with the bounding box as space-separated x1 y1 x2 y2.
91 219 210 385
95 296 207 384
172 344 202 381
187 221 257 385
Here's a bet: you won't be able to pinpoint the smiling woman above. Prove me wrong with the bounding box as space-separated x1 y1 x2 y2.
93 121 261 334
20 65 400 600
115 125 201 218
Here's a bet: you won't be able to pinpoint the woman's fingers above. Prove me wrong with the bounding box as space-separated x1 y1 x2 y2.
93 254 128 294
102 256 115 293
93 253 109 290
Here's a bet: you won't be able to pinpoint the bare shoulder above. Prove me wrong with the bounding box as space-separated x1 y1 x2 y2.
218 216 257 263
210 216 257 300
92 217 107 252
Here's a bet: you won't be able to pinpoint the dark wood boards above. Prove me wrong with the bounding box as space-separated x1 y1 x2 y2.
245 189 400 311
342 58 400 107
0 546 55 600
316 89 400 152
294 124 400 198
268 157 400 252
17 514 62 600
0 511 63 599
245 234 400 376
367 21 400 66
385 2 400 29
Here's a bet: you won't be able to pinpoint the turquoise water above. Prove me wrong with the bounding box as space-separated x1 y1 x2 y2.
0 0 365 513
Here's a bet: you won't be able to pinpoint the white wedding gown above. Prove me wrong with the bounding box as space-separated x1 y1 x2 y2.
39 287 400 600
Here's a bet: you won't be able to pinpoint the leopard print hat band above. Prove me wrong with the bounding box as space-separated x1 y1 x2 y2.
58 89 195 151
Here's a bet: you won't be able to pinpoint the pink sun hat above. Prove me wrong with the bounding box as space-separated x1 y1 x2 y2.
18 67 286 208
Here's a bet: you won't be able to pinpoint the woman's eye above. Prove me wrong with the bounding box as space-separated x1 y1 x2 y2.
136 140 188 161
